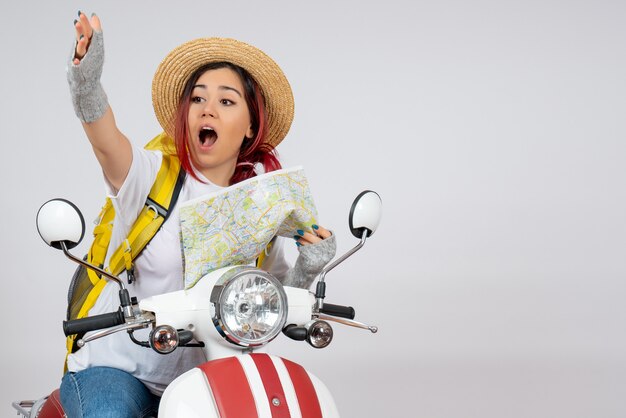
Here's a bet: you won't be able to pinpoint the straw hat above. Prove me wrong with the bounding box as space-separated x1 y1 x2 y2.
152 38 294 148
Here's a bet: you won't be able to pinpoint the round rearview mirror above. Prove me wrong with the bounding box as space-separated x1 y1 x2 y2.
349 191 382 239
36 199 85 250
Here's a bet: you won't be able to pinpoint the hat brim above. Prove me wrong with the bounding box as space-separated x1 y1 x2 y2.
152 38 294 148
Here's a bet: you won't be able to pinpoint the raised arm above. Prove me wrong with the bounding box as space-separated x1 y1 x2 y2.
69 12 132 190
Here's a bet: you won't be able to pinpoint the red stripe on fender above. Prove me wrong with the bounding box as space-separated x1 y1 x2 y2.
283 358 323 418
251 353 291 417
198 357 258 418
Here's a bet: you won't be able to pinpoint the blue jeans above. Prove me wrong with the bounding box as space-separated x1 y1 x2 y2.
60 367 160 418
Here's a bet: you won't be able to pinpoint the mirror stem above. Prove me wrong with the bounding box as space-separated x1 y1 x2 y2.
315 230 368 310
60 241 135 319
59 241 126 291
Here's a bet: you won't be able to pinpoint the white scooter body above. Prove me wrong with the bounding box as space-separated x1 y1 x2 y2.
140 266 340 417
18 191 381 418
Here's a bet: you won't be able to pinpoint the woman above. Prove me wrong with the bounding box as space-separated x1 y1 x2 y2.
61 11 336 417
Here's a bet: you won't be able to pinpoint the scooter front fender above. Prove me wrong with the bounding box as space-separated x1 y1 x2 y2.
159 353 340 418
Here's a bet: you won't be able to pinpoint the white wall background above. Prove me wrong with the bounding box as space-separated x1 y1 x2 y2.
1 1 625 417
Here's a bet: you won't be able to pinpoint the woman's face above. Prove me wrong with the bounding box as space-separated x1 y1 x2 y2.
187 67 254 186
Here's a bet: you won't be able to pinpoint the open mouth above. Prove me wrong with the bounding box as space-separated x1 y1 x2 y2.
199 126 218 147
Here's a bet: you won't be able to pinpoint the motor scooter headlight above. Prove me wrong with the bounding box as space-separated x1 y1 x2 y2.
210 267 287 347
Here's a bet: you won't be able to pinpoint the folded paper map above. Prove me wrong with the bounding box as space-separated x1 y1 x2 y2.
179 166 318 289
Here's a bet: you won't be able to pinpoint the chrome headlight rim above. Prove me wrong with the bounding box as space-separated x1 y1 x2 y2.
210 266 287 348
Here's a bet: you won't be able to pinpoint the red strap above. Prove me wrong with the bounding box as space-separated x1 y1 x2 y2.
198 357 258 418
283 358 323 418
251 354 291 417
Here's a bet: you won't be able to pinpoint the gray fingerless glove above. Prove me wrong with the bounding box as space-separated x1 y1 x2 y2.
67 30 108 123
283 234 337 289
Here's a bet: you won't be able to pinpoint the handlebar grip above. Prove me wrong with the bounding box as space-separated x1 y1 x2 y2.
320 303 356 320
63 310 125 336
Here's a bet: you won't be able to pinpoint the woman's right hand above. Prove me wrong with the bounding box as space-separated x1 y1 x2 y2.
67 10 107 124
67 11 132 190
73 11 102 65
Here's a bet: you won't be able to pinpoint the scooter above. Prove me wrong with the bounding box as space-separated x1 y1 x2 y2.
13 190 382 418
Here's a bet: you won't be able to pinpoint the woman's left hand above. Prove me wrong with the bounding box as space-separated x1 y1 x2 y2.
284 224 337 289
294 224 332 246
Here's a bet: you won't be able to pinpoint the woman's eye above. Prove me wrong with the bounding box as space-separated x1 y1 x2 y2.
220 99 234 106
191 96 204 104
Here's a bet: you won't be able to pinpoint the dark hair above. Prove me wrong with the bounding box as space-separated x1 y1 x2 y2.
173 62 281 184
